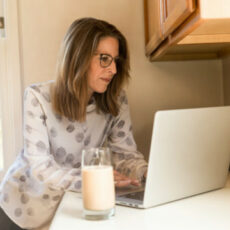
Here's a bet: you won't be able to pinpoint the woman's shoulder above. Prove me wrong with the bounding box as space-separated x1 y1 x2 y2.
24 80 55 103
118 89 128 105
26 80 54 93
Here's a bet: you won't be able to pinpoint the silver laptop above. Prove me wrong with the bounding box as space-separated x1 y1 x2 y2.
116 106 230 208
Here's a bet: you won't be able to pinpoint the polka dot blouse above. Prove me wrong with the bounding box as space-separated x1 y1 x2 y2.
0 81 148 229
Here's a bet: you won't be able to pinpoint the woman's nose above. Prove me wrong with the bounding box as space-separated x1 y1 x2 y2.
109 60 117 74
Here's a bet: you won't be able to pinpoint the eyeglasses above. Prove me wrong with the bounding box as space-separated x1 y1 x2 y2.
97 53 121 68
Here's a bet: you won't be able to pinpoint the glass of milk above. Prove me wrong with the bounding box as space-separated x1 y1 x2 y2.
82 147 115 220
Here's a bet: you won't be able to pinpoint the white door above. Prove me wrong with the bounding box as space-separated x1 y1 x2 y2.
0 0 23 179
0 38 6 171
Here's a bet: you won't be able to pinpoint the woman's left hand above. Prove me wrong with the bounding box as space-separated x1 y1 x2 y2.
114 170 140 188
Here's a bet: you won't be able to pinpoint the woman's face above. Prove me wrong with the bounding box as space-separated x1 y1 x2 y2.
87 36 119 97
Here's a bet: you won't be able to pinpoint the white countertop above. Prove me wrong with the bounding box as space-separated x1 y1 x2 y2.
50 174 230 230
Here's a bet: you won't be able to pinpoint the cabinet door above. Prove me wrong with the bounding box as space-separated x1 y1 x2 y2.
144 0 164 56
161 0 196 37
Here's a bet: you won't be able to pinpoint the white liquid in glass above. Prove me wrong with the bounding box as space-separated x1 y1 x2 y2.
82 165 115 211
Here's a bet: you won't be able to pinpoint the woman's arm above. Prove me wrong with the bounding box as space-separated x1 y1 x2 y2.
23 87 81 192
108 91 148 182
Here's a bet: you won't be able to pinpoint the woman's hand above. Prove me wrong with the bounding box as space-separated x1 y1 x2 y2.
114 170 140 188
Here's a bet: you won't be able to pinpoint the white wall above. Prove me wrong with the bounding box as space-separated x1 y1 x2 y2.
18 0 224 160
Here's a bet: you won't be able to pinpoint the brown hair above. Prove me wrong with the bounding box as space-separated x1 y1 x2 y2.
51 17 130 122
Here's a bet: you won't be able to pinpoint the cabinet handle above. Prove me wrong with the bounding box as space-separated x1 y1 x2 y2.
0 17 4 29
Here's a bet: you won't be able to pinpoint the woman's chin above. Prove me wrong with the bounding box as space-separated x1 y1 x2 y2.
95 87 108 94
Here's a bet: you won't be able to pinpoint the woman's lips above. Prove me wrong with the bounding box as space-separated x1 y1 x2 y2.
101 78 111 83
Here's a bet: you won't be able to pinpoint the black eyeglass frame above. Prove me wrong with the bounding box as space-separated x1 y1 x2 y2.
96 53 121 68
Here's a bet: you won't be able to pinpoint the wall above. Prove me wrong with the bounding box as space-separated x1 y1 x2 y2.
222 54 230 105
18 0 224 160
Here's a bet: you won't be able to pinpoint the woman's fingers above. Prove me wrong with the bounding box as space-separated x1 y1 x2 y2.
130 179 141 186
115 179 131 188
113 170 141 187
114 174 129 181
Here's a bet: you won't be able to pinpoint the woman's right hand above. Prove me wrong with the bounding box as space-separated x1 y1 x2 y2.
113 170 140 188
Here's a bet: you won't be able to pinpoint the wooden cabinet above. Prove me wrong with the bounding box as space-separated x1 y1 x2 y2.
162 0 195 37
144 0 163 56
144 0 230 61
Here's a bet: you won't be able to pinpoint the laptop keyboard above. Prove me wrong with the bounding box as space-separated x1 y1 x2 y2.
121 191 144 201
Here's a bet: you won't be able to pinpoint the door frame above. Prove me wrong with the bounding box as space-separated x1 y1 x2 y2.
0 0 22 179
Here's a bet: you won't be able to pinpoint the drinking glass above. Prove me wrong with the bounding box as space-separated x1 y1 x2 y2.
82 147 115 220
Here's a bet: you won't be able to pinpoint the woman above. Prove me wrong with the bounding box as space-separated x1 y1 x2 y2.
0 17 148 229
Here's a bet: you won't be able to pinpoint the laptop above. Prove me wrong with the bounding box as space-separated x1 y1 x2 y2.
116 106 230 208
